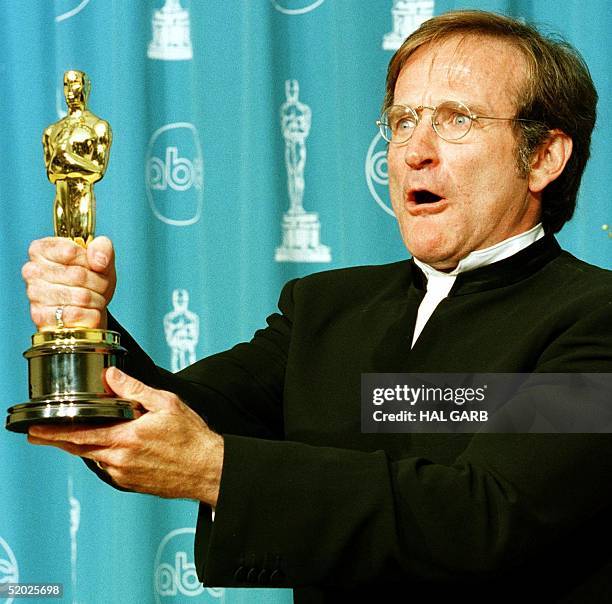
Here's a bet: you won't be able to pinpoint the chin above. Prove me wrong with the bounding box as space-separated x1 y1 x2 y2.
402 225 458 267
408 243 465 270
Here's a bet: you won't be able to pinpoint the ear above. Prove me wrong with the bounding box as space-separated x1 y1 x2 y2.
528 129 573 194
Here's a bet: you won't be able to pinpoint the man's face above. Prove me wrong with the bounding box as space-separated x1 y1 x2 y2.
387 36 542 270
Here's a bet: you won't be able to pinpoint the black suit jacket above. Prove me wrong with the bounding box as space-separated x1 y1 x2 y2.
109 236 612 603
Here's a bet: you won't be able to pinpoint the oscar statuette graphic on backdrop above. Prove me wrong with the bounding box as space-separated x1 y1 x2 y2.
5 70 135 432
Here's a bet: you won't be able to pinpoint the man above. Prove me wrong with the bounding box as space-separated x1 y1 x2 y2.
24 10 612 603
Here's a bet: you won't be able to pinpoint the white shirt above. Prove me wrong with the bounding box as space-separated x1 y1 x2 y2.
411 224 545 348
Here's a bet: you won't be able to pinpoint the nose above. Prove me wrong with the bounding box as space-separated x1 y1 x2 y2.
403 116 438 170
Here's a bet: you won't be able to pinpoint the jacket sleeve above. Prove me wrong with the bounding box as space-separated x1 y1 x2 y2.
83 280 297 486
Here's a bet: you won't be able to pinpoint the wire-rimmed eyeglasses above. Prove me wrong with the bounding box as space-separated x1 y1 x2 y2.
376 100 537 144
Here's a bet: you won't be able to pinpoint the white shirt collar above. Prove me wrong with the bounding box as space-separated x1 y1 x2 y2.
413 223 545 280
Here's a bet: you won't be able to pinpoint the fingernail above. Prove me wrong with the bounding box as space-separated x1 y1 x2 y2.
94 252 108 267
111 367 125 383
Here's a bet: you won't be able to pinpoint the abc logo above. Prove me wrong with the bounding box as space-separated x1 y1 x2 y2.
0 536 19 604
364 132 395 217
153 528 224 602
149 148 201 192
146 123 204 226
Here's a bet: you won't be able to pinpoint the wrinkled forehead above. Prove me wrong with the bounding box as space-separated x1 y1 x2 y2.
396 35 528 110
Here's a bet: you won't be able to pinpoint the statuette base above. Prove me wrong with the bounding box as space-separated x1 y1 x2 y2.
5 328 134 433
275 211 331 263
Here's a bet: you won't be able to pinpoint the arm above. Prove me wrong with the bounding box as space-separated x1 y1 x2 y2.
26 282 293 506
48 119 111 180
200 433 612 587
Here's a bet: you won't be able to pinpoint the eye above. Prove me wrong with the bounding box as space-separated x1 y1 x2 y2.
436 110 470 127
396 117 416 132
451 112 470 127
435 103 472 129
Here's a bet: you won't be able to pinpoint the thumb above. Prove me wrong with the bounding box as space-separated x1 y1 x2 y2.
105 367 173 413
87 236 115 273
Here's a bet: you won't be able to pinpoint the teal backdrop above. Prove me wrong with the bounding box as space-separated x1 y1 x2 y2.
1 1 610 603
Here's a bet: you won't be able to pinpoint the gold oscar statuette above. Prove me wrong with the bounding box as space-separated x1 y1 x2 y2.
5 70 135 432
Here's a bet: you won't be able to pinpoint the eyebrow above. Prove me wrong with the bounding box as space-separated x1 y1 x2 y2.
467 103 494 116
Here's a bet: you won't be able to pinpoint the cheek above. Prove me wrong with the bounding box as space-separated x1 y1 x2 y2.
452 155 502 203
386 151 404 206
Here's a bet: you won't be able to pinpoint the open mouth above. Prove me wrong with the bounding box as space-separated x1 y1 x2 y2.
410 189 443 204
